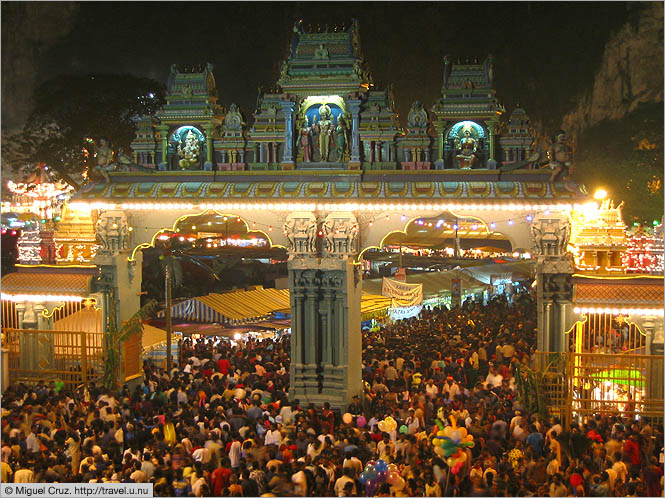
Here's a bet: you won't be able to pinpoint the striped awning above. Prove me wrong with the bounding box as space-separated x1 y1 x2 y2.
159 288 392 325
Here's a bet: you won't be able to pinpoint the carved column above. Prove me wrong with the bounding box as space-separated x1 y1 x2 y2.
434 125 445 169
280 101 296 170
202 124 214 170
259 143 266 163
286 211 362 409
533 217 574 354
347 99 362 169
158 124 169 170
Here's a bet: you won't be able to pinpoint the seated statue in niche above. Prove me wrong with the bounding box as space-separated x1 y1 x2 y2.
455 126 478 169
178 130 200 170
313 104 334 162
547 129 573 183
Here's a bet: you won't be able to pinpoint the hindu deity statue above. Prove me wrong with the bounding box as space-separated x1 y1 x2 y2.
93 138 115 182
455 126 478 169
299 124 312 162
547 129 573 182
178 130 200 170
335 116 347 161
313 104 334 162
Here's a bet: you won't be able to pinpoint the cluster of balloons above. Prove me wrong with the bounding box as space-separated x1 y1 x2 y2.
432 416 475 475
376 416 397 433
359 460 405 496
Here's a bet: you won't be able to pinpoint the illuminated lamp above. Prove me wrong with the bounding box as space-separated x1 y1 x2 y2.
593 189 608 200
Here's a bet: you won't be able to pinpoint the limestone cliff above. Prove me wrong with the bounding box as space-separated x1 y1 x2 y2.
561 3 663 139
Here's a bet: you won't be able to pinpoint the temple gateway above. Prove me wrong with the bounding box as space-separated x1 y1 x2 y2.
14 21 660 417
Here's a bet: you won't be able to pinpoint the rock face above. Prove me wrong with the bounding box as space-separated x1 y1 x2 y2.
1 3 79 132
562 3 664 139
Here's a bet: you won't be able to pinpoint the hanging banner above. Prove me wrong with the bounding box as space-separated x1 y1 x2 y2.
382 277 423 306
389 305 423 321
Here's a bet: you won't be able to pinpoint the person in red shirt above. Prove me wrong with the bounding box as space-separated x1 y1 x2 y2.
211 457 232 496
217 356 230 375
622 432 641 467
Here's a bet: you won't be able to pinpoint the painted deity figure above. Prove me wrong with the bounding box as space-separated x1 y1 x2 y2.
335 116 347 161
548 130 573 183
94 138 115 182
455 126 477 169
300 125 312 162
178 130 200 170
314 104 334 162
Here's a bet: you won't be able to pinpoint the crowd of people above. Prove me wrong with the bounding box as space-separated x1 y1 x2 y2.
1 294 663 496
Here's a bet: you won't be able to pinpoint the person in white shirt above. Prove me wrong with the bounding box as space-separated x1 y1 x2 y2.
334 468 356 497
485 365 504 388
264 424 282 446
425 379 439 397
442 377 460 399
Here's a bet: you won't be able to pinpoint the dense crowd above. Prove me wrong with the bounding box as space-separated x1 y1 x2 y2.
1 295 663 496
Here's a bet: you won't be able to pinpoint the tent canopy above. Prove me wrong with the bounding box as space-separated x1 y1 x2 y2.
363 271 488 298
159 287 392 325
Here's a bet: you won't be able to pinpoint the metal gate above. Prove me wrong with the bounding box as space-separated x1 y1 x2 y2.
4 328 104 389
536 352 664 427
568 312 646 355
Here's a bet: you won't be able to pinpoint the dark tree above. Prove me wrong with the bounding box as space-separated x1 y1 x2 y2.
10 73 164 183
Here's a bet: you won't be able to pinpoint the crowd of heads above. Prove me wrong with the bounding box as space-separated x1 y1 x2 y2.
1 293 663 496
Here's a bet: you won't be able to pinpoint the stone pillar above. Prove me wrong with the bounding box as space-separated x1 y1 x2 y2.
286 211 362 410
487 121 497 162
280 101 296 170
435 127 445 169
533 218 574 354
259 143 266 163
347 100 362 169
202 124 214 170
158 124 169 170
376 141 382 162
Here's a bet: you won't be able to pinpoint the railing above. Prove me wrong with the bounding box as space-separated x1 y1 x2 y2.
4 328 104 389
534 352 664 427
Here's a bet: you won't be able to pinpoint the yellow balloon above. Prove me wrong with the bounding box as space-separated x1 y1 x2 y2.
434 446 445 457
466 434 474 442
378 421 387 432
459 451 467 462
437 430 445 437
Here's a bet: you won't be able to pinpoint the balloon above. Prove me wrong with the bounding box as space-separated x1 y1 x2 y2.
434 446 444 457
387 470 400 485
356 415 367 428
458 451 467 462
376 470 387 482
450 429 462 443
437 430 445 437
366 479 379 497
364 464 377 480
394 476 406 490
458 427 468 438
375 460 388 473
452 462 464 475
359 472 369 485
399 425 408 434
377 421 387 432
384 416 397 432
366 460 377 468
342 412 353 424
446 457 455 467
387 464 398 474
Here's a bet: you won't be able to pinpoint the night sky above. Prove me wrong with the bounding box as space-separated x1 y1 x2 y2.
3 2 634 133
